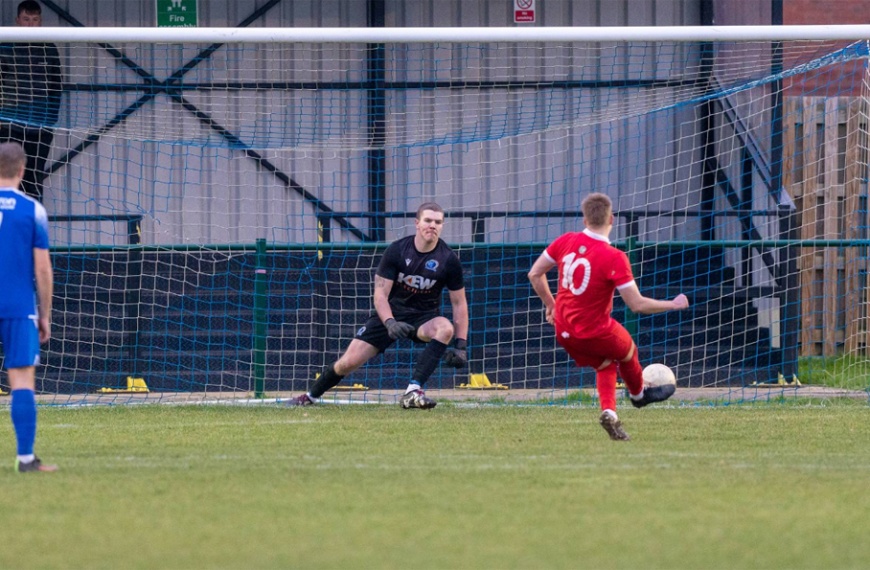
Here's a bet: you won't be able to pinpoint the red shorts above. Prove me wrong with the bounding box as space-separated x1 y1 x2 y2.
555 319 634 369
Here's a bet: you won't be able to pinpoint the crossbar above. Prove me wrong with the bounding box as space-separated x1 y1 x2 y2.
5 25 870 43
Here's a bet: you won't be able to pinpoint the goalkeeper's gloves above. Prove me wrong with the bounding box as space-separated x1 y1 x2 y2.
443 338 468 368
384 318 416 340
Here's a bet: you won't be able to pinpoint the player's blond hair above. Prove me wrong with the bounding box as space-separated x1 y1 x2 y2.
0 142 26 179
581 193 612 228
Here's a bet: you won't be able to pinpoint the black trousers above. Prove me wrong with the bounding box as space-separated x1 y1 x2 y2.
0 123 54 202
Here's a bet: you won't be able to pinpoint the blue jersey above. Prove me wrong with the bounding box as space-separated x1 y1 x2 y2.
0 187 49 318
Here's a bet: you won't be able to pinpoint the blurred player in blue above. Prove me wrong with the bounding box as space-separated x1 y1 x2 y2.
0 142 56 472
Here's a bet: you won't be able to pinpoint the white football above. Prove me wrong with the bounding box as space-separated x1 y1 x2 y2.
642 363 676 388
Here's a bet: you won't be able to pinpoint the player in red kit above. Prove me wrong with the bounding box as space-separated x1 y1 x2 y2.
528 193 689 441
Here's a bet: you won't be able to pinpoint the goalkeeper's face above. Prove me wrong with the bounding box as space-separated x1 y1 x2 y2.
415 209 445 244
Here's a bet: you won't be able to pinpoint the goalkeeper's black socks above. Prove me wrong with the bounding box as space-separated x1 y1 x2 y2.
411 339 448 386
309 363 345 398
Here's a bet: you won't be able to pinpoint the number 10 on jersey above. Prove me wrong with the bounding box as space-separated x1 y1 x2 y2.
561 252 591 296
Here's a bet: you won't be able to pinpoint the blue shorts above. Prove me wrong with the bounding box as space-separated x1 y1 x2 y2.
0 317 41 369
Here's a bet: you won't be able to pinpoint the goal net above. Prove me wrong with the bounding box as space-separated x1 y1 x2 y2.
3 26 869 404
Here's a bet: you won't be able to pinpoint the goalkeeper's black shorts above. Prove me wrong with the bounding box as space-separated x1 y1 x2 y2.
354 311 439 353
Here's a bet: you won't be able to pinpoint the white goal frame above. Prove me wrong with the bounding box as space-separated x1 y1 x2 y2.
5 25 870 44
5 23 868 402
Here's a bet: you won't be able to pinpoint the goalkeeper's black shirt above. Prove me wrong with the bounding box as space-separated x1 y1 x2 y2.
376 235 464 316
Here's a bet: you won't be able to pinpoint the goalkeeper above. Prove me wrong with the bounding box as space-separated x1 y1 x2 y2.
528 192 689 441
286 202 469 409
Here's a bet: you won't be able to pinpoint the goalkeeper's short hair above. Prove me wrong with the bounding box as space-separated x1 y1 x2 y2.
416 202 444 219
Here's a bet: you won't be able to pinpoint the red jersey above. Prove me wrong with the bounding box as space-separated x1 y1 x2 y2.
543 229 635 338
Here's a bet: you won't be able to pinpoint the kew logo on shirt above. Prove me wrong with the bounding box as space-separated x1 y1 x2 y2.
397 272 437 290
0 197 16 210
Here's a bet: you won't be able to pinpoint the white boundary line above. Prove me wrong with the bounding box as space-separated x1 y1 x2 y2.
0 385 860 410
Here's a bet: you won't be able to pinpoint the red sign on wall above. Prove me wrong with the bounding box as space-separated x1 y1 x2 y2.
514 0 535 23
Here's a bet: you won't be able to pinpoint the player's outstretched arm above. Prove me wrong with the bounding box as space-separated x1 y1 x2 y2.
618 283 689 315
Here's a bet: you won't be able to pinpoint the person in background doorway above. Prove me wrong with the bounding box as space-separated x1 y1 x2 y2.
0 0 63 201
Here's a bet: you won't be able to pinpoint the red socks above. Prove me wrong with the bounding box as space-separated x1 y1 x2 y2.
620 350 644 397
596 362 618 411
598 349 645 411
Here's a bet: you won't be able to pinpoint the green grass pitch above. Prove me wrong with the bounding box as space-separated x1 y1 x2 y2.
1 400 868 569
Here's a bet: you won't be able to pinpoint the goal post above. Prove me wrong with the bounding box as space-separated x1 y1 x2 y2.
2 25 869 403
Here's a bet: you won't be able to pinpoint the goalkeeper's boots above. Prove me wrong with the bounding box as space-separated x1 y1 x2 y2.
285 393 315 407
599 411 631 441
400 389 437 410
16 456 58 473
630 384 676 409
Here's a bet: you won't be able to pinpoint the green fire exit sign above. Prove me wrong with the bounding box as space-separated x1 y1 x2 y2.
156 0 198 28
